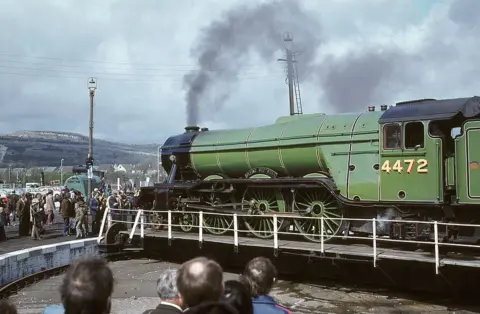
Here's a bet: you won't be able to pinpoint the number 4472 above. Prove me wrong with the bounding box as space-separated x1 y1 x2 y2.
381 159 428 174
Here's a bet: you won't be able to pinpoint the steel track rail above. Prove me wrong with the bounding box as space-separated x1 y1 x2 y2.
0 250 144 299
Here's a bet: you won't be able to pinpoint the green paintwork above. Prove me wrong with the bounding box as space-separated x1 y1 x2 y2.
64 174 102 197
379 121 443 202
191 111 383 200
455 121 480 203
445 156 455 190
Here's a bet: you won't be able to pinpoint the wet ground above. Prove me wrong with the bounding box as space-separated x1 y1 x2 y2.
10 258 480 314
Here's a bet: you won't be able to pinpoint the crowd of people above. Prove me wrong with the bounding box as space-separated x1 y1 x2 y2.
0 187 136 242
0 256 291 314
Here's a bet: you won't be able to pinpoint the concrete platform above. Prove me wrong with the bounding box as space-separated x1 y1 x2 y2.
11 258 480 314
2 214 96 255
123 229 480 269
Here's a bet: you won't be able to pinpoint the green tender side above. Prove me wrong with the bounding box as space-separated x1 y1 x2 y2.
190 112 382 199
455 120 480 203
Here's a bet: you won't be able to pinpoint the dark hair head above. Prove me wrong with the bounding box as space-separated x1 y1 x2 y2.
60 257 114 314
223 280 253 314
239 257 277 297
0 300 17 314
177 257 224 308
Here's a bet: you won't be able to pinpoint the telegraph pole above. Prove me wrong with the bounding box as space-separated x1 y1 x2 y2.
278 32 303 116
87 77 97 201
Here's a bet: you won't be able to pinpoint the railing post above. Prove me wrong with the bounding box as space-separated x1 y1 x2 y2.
140 210 144 239
128 210 142 243
199 211 203 247
372 218 377 268
434 221 439 275
97 207 110 244
168 210 172 245
233 214 238 253
273 215 278 256
107 207 112 229
320 217 324 254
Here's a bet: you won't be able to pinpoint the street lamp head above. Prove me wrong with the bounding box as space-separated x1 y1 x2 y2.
88 77 97 90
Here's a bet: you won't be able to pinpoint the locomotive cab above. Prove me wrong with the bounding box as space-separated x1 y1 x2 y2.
378 96 480 206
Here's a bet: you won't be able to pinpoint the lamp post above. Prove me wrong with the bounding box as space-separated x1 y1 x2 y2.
87 77 97 201
60 158 64 185
157 145 161 182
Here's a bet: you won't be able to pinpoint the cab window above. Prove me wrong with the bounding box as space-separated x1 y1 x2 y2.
405 122 424 149
383 124 402 149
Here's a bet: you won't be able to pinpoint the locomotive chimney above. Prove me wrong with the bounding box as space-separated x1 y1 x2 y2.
380 105 388 111
185 126 200 133
368 106 375 112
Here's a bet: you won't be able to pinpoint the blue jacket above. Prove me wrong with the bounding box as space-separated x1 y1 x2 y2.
89 198 99 215
43 305 64 314
252 295 292 314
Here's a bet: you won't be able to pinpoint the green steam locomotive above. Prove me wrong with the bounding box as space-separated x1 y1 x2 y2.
139 96 480 246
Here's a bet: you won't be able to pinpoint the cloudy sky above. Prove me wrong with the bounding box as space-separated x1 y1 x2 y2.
0 0 478 144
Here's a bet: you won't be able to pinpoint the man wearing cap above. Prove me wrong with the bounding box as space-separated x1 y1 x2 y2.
30 198 42 240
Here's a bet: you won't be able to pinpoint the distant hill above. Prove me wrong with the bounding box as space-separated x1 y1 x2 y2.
0 131 159 167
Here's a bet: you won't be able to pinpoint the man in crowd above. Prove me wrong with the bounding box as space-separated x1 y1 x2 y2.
143 269 183 314
89 193 99 234
61 193 71 236
16 193 30 237
60 257 114 314
107 191 119 222
45 189 55 225
177 257 224 309
239 257 291 314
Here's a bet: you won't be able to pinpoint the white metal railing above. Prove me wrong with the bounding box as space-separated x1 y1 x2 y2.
97 208 480 274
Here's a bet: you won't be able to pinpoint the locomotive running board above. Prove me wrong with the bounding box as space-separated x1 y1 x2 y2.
184 203 312 218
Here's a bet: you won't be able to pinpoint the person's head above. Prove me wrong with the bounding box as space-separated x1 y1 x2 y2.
222 280 253 314
239 257 277 298
0 299 17 314
177 257 224 308
156 269 183 307
60 257 114 314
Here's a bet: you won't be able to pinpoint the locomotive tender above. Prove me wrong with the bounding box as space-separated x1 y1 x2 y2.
140 96 480 246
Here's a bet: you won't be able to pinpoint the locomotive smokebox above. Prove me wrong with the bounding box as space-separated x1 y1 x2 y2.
185 126 200 133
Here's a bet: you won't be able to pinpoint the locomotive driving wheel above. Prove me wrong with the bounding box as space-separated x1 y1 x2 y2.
293 189 344 242
242 187 285 239
179 212 198 232
204 193 234 235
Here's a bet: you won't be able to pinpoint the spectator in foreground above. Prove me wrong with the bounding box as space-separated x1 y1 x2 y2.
143 268 183 314
60 257 114 314
222 280 253 314
177 257 237 314
0 299 18 314
239 257 291 314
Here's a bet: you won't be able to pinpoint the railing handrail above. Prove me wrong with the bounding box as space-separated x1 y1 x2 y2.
97 207 480 275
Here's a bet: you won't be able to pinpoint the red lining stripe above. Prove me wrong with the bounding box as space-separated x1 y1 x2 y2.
275 304 292 314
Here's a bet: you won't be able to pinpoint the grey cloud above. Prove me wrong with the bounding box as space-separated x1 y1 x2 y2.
448 0 480 30
184 0 322 125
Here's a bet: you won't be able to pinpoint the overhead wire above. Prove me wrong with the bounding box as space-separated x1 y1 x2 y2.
0 53 285 83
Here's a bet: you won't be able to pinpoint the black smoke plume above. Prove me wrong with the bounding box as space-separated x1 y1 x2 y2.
184 0 322 126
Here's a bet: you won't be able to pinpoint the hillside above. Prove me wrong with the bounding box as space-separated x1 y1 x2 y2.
0 131 159 167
